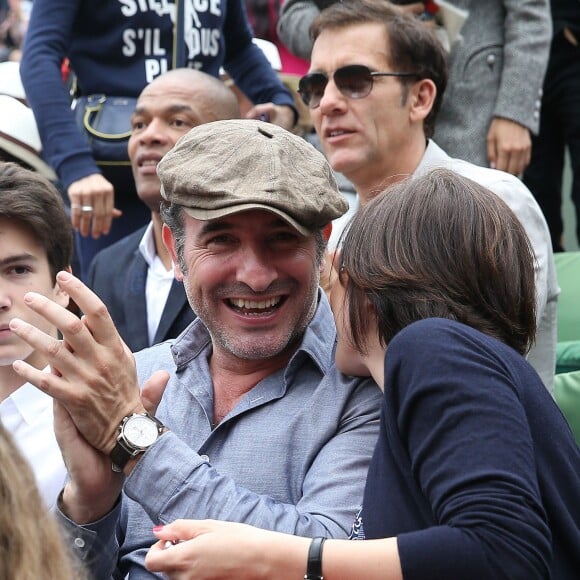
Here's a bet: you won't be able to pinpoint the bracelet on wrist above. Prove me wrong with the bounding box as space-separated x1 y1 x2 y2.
304 537 326 580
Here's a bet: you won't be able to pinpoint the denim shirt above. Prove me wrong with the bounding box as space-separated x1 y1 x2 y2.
59 291 382 579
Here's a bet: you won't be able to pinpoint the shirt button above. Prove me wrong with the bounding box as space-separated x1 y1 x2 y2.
200 454 210 463
74 537 86 548
535 99 541 109
539 88 543 97
533 111 540 120
486 54 496 66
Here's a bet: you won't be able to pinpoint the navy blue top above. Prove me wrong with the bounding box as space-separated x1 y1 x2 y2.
362 318 580 579
551 0 580 32
20 0 295 190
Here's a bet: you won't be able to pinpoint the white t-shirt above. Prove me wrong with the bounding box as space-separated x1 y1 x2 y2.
0 371 67 510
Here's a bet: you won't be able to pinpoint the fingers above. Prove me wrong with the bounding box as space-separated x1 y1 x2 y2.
489 142 530 176
9 292 94 358
146 521 212 574
141 370 171 416
8 279 108 356
9 272 130 384
486 132 499 171
505 151 525 177
486 118 532 175
153 519 214 541
12 352 73 400
10 314 100 403
246 103 275 123
145 541 189 575
69 202 94 238
68 174 120 238
271 104 296 131
54 271 123 347
146 521 202 576
246 103 295 131
399 2 426 16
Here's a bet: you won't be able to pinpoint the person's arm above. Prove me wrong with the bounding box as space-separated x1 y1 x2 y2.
146 519 403 580
20 0 118 237
126 370 381 537
382 321 552 578
277 0 321 60
20 0 95 188
486 0 552 174
223 0 297 129
9 272 169 518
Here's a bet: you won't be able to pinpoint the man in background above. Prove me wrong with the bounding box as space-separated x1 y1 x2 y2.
300 0 558 389
88 69 240 351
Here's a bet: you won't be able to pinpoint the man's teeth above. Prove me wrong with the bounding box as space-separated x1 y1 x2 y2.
229 297 281 310
329 130 346 137
142 159 157 167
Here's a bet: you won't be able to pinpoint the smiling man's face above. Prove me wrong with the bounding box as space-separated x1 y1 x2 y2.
165 209 322 367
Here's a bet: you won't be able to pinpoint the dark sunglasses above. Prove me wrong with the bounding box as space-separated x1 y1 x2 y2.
298 64 419 109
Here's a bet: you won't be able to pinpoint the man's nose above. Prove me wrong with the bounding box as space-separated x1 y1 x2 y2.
0 286 12 310
318 77 347 114
235 247 278 292
139 118 169 143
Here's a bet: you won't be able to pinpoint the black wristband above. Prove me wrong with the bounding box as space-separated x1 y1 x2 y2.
304 537 326 580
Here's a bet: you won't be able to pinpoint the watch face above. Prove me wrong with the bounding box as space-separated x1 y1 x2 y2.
124 415 159 449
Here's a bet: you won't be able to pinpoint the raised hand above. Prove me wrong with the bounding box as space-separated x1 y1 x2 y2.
10 271 144 455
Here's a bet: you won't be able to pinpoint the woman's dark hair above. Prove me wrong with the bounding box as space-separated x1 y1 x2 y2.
341 168 537 355
0 163 73 279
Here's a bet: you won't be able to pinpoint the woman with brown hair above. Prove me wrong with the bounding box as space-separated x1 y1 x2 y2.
0 422 85 580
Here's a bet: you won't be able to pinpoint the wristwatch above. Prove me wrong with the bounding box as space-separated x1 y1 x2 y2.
110 413 165 472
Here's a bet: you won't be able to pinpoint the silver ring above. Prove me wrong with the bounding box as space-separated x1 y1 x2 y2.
81 205 94 212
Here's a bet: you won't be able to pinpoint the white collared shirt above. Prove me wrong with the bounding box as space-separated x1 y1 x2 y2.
0 370 67 510
138 222 174 345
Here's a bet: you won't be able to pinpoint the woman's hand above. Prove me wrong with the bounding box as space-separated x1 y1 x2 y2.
146 519 310 580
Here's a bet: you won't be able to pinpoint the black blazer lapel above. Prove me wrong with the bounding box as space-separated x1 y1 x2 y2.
123 250 149 352
153 279 190 344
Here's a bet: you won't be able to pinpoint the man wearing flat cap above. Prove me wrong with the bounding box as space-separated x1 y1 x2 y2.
10 119 382 578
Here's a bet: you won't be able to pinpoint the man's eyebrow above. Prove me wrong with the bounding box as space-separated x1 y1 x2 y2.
132 104 195 117
0 253 38 268
198 221 233 236
198 217 291 236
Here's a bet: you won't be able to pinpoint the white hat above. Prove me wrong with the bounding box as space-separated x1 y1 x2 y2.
0 95 56 179
0 61 27 101
252 38 282 71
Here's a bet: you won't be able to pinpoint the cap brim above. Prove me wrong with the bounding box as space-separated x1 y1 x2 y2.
0 134 57 180
181 203 310 236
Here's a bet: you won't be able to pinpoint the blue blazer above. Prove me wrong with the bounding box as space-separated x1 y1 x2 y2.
87 226 195 352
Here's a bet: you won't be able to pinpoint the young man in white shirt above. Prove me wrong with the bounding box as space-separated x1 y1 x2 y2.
0 162 72 508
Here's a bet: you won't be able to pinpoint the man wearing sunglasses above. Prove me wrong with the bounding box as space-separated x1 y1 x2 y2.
300 0 558 392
